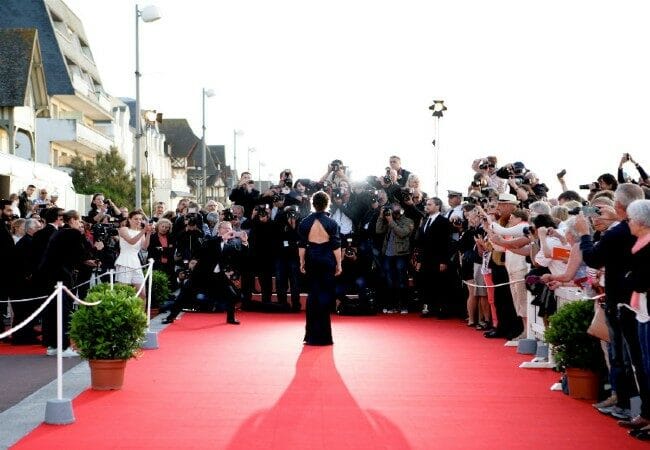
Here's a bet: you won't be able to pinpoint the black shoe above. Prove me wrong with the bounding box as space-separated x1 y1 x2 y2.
161 317 175 324
484 330 505 338
227 319 240 325
630 428 650 440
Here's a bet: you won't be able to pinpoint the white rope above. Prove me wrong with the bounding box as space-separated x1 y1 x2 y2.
0 290 56 339
463 279 525 289
135 261 153 298
61 285 101 306
0 294 48 304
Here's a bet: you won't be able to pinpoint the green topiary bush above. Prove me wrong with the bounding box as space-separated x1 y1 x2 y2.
70 289 147 360
544 300 604 372
151 271 171 308
86 282 137 298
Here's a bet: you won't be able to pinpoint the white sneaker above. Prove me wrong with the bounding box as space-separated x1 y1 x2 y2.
46 347 79 357
60 348 79 358
400 308 408 315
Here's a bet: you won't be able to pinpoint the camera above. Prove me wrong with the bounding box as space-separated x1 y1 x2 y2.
255 205 268 217
382 174 392 184
382 206 393 217
579 182 598 191
332 188 343 200
344 247 356 257
91 222 119 244
522 225 536 236
285 206 299 220
271 193 284 203
331 161 341 172
284 178 293 188
222 208 235 221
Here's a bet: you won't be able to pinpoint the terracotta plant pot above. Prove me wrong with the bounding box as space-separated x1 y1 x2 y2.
566 368 599 400
89 359 127 390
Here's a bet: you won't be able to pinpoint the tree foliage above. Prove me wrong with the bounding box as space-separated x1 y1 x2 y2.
68 148 150 210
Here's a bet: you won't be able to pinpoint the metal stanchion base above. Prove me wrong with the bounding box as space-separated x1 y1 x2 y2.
141 330 159 350
45 398 75 425
517 339 538 355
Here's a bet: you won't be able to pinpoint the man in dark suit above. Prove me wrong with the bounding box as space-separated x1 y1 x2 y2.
11 219 42 344
415 197 452 317
578 183 646 424
389 156 412 187
31 207 64 274
164 221 248 324
0 199 17 332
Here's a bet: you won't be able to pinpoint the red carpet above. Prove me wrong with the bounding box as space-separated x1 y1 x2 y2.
0 343 43 356
12 313 645 449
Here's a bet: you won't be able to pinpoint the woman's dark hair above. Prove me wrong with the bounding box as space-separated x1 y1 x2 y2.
597 173 618 190
90 193 104 210
62 210 80 224
557 190 582 203
533 213 557 229
312 191 330 212
128 210 143 219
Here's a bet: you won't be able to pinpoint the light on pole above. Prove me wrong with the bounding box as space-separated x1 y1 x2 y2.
134 4 161 209
428 99 446 198
258 160 265 190
201 88 215 204
232 129 244 186
247 146 256 172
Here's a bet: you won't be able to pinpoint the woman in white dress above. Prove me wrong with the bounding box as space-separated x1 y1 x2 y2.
115 210 152 299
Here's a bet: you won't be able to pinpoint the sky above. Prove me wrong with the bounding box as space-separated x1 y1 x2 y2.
63 0 650 198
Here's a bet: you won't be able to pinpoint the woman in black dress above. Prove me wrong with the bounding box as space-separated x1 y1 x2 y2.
298 191 342 345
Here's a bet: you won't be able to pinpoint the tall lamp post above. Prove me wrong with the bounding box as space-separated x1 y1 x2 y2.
134 4 161 209
258 160 265 190
247 146 256 171
428 99 447 198
201 88 215 204
232 129 244 186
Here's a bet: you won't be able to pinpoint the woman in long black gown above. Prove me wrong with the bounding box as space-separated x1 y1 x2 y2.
298 191 342 345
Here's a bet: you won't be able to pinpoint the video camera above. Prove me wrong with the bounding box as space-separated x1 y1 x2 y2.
255 205 269 217
90 221 119 244
578 182 599 191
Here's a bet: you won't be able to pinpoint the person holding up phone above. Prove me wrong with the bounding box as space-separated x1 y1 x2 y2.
115 210 152 299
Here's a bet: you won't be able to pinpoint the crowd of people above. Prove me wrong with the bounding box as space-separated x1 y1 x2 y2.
2 152 650 439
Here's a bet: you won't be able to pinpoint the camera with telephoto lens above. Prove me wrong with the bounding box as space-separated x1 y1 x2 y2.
382 206 393 217
578 182 598 191
255 205 268 217
332 188 343 200
91 222 119 244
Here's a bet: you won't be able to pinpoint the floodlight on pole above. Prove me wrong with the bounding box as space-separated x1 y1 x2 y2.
247 146 256 171
134 4 161 209
201 88 215 204
428 99 446 197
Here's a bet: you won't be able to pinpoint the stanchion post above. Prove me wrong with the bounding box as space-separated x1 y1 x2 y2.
109 269 115 290
141 260 159 350
45 282 75 425
146 259 154 329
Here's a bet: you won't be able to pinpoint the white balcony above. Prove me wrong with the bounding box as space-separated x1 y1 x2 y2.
52 74 113 121
36 118 113 159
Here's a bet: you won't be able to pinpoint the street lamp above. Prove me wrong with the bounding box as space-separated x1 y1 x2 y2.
134 4 161 209
247 146 256 171
258 160 265 190
232 129 244 186
428 99 446 197
201 88 215 204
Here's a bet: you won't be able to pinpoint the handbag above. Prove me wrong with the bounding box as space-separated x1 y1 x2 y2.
587 300 610 342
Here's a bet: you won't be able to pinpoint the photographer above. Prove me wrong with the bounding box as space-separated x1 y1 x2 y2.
293 180 313 218
86 193 119 223
174 214 204 266
472 156 507 194
376 202 414 314
330 187 357 241
618 153 650 185
173 201 203 236
388 155 411 187
89 213 120 270
336 240 373 312
319 159 349 188
248 204 278 304
149 218 176 288
115 211 152 299
377 168 402 204
229 172 260 218
275 205 302 311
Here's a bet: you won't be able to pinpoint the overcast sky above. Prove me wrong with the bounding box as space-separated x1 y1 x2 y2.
64 0 650 197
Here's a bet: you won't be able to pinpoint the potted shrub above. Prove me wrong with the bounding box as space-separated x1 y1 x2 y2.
544 300 604 400
70 288 147 390
150 270 171 317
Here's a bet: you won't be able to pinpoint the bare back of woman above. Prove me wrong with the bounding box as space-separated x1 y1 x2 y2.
308 219 329 244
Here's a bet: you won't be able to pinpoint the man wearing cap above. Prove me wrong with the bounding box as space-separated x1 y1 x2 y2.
445 191 465 220
483 192 523 339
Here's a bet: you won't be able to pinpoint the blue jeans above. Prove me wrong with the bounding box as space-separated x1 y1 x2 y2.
275 257 301 307
382 254 409 309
